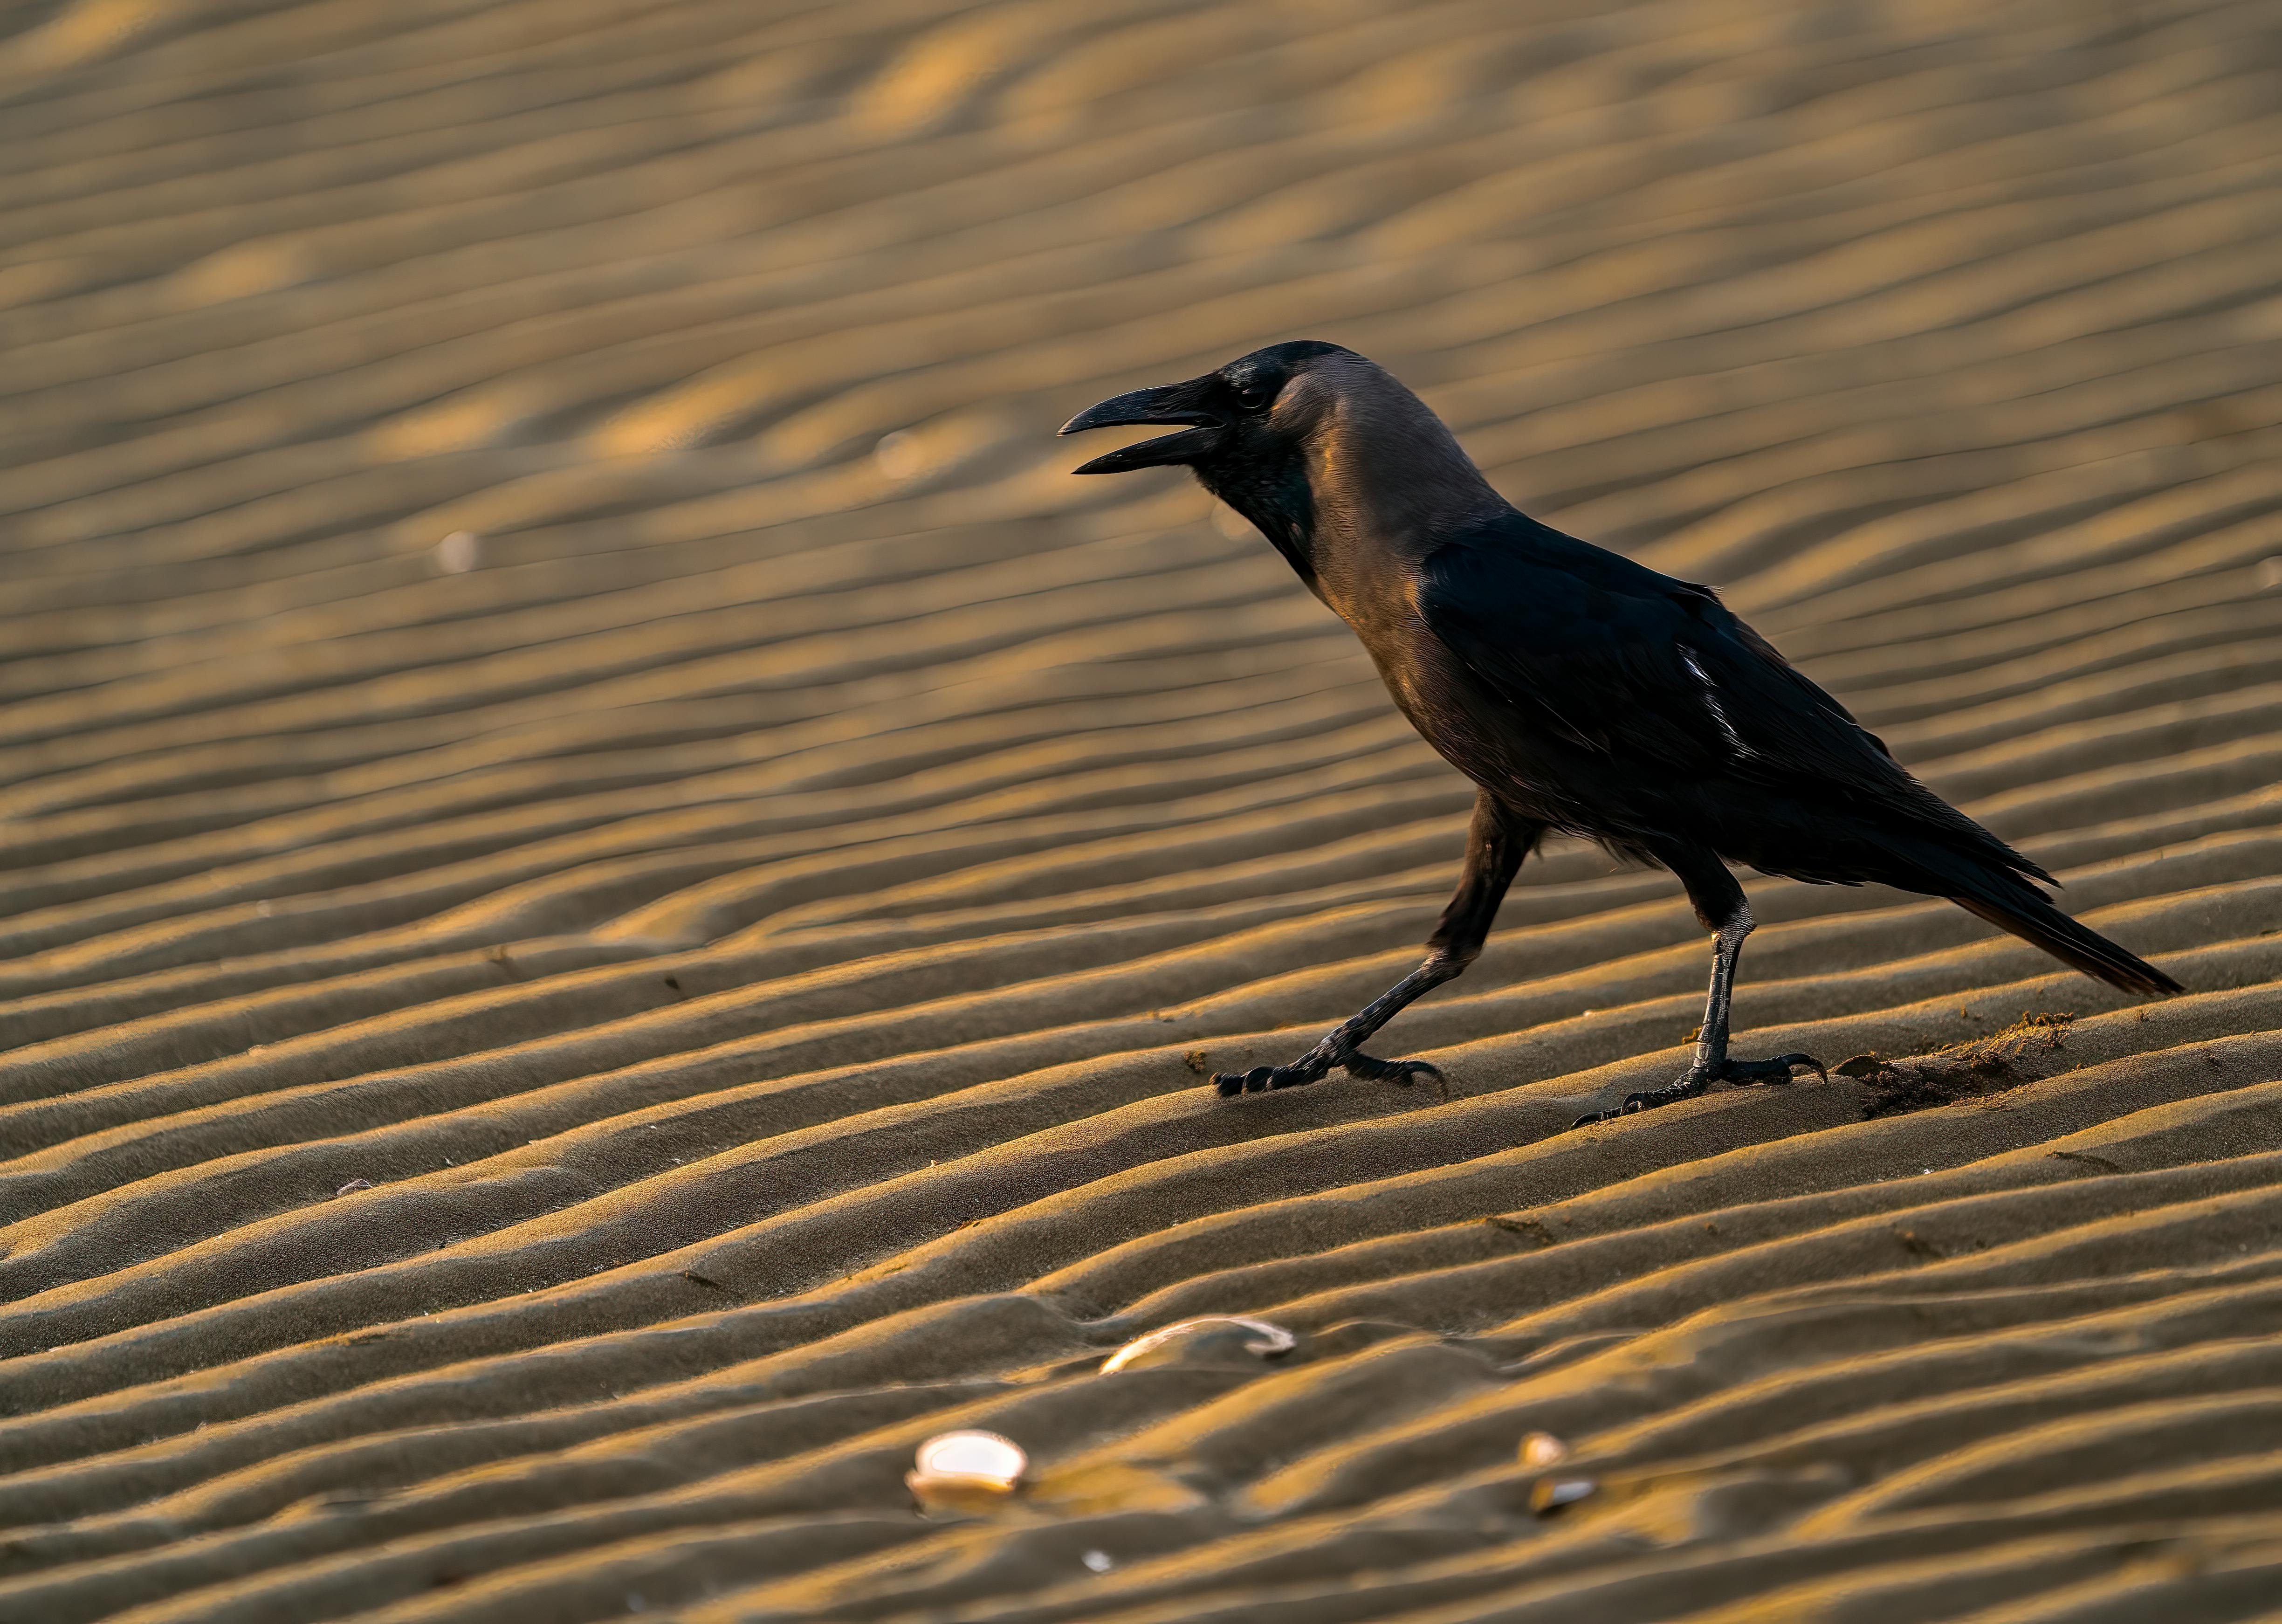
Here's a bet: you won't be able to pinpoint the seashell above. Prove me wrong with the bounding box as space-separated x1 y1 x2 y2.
1519 1431 1568 1467
1100 1316 1297 1374
433 530 481 574
906 1430 1026 1513
1529 1475 1597 1515
1081 1549 1114 1573
335 1179 373 1196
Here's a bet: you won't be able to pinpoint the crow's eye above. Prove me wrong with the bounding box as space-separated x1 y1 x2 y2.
1231 377 1274 413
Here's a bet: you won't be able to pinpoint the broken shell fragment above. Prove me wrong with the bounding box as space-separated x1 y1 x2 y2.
1099 1315 1298 1374
1529 1475 1597 1515
906 1430 1026 1513
1519 1431 1568 1467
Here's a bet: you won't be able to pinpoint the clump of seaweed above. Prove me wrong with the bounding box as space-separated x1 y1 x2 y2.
1844 1012 2075 1119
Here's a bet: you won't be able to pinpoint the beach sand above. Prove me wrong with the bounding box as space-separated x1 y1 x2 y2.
3 0 2281 1618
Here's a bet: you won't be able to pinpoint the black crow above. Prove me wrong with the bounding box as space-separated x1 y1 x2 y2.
1060 342 2180 1126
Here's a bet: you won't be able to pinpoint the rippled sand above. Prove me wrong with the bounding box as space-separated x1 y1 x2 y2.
5 1 2281 1619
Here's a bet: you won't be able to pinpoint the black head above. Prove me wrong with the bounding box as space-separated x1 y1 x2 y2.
1058 341 1349 565
1057 341 1349 477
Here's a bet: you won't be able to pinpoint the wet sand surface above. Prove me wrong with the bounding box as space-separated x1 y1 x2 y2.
3 0 2282 1618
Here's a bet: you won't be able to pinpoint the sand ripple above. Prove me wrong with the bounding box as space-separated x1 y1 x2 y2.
3 0 2279 1618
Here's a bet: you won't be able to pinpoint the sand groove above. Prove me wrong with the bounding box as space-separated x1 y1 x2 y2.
3 0 2280 1619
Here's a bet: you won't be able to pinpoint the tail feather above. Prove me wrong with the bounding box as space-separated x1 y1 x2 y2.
1858 826 2180 998
1952 891 2181 998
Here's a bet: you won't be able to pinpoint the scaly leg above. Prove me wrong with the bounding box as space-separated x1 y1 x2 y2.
1572 847 1823 1128
1217 793 1541 1097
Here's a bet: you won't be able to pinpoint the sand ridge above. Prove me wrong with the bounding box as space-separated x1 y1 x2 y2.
2 0 2280 1618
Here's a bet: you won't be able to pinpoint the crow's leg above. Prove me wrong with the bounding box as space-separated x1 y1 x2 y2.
1216 793 1540 1098
1572 849 1824 1127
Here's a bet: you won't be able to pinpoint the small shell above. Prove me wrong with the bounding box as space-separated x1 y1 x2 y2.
1529 1475 1597 1515
335 1178 373 1196
906 1430 1026 1512
434 531 481 574
1519 1431 1568 1468
1081 1549 1114 1573
1099 1316 1297 1374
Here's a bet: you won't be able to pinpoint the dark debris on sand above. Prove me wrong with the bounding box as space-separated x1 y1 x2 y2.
1846 1012 2077 1119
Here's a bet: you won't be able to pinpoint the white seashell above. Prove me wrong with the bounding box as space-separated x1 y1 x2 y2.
1081 1549 1114 1573
1530 1475 1597 1515
1519 1431 1568 1467
1099 1316 1297 1374
912 1429 1025 1483
434 531 480 574
906 1430 1026 1510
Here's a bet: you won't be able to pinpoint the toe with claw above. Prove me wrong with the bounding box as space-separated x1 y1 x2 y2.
1214 1036 1443 1098
1214 1055 1329 1096
1343 1051 1443 1089
1570 1052 1824 1129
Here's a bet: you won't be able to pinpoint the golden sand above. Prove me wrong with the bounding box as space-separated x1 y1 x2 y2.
3 0 2279 1617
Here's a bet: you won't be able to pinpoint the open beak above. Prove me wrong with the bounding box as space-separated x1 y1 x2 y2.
1058 377 1222 475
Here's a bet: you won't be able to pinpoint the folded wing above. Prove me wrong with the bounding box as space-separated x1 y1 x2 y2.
1413 524 2051 885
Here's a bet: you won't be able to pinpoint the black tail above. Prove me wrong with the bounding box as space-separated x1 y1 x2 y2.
1952 890 2181 997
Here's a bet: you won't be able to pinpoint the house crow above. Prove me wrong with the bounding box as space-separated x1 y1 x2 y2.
1060 342 2180 1125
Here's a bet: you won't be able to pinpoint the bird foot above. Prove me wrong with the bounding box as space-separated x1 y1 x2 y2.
1215 1040 1443 1098
1570 1052 1824 1128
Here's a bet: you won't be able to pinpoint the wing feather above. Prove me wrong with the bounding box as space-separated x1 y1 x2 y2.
1412 528 2044 879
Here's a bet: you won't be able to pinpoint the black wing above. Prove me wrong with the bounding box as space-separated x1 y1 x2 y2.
1412 535 1876 771
1412 525 2044 876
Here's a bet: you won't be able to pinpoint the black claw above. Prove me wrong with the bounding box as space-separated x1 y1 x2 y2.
1214 1046 1444 1099
1345 1053 1442 1086
1622 1079 1704 1113
1569 1049 1831 1128
1569 1089 1679 1129
1783 1052 1828 1083
1720 1052 1827 1086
